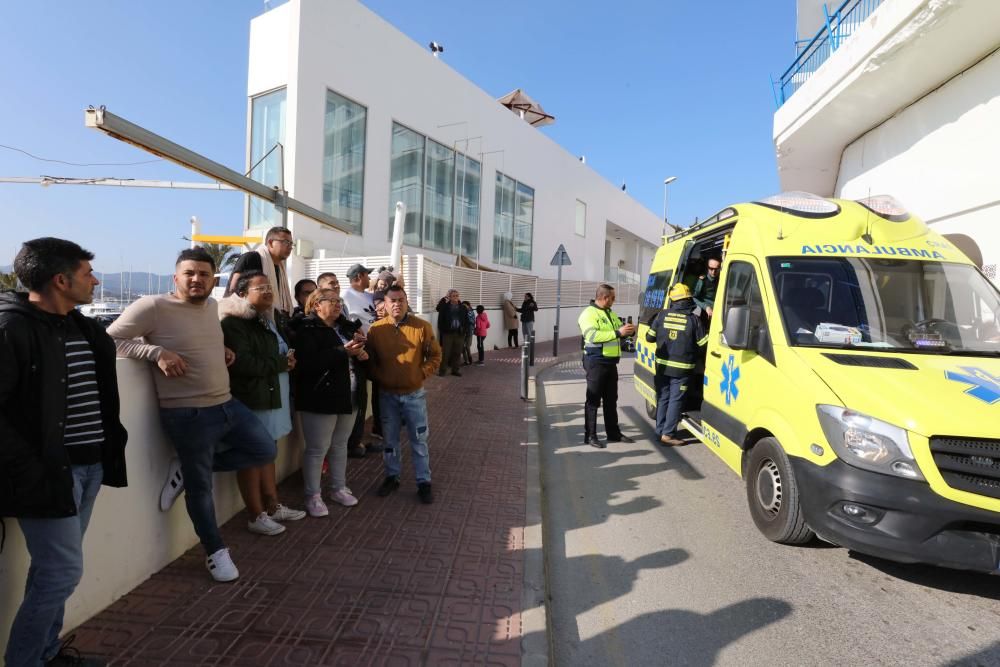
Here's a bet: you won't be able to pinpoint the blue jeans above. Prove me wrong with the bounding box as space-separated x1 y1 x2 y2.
655 373 688 437
159 399 276 555
6 463 103 667
379 389 431 484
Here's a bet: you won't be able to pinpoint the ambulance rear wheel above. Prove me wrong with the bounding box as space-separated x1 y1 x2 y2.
645 401 657 420
745 437 814 544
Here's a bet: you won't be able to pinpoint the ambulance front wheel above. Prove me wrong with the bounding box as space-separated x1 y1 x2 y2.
745 437 814 544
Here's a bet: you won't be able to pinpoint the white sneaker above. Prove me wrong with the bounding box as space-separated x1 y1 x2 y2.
305 493 329 517
329 488 359 507
247 512 286 536
269 504 306 522
206 548 239 582
159 458 184 512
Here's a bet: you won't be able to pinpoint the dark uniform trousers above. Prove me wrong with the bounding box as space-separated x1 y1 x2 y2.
583 357 623 440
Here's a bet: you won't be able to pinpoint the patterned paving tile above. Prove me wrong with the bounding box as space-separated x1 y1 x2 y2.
68 343 542 665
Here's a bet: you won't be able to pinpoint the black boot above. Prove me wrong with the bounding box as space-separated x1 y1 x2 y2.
584 405 605 448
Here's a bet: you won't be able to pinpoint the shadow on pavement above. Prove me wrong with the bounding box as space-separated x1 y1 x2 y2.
849 553 1000 600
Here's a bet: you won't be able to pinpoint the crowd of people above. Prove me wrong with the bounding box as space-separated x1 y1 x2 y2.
0 230 455 666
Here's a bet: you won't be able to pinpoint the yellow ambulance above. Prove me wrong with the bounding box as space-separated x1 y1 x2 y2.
634 192 1000 571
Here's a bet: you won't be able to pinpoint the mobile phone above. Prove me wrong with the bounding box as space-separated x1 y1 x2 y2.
626 316 633 324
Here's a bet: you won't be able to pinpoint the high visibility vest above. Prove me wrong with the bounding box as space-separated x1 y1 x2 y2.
645 302 707 377
579 303 622 363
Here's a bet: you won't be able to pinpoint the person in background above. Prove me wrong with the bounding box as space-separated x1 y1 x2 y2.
109 247 277 582
342 264 378 458
646 283 707 447
461 300 475 366
436 289 469 377
226 227 295 322
474 304 490 365
219 271 306 532
368 291 387 441
373 269 396 293
316 272 340 295
577 284 636 448
502 292 519 347
367 285 441 504
294 289 367 515
692 255 721 323
293 278 317 317
519 292 538 342
2 238 128 667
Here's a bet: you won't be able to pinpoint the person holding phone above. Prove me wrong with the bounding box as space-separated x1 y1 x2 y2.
293 289 368 515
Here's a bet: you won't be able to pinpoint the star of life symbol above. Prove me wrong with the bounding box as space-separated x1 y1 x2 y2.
945 367 1000 405
720 354 740 405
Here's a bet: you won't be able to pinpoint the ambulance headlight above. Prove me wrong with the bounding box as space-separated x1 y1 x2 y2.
816 406 924 481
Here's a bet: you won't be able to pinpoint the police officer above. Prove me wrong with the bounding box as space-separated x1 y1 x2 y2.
647 283 707 446
578 284 636 448
692 255 721 321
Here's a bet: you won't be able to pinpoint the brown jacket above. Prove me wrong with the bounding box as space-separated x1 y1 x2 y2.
366 314 442 394
502 299 519 330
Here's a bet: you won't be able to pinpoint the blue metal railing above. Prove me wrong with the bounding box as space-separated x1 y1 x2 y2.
773 0 884 108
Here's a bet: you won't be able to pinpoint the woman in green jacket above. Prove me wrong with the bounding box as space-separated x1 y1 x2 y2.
219 270 305 534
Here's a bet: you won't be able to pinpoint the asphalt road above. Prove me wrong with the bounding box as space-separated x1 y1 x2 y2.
536 355 1000 667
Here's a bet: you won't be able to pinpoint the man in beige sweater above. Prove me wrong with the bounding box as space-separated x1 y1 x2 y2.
108 247 277 582
366 284 441 504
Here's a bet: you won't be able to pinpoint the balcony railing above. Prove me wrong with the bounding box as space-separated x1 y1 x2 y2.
773 0 884 108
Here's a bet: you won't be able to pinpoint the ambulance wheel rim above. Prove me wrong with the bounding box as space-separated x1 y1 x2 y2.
755 459 782 518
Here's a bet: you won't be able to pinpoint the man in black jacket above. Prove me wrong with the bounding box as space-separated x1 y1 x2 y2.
1 238 128 667
646 283 707 447
436 289 470 377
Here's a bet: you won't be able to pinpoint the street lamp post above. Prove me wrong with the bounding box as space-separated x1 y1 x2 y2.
662 176 678 238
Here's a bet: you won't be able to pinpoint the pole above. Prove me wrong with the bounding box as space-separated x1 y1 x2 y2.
529 330 535 366
553 261 562 357
520 339 529 400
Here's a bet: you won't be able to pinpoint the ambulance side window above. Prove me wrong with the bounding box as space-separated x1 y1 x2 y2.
639 270 672 325
722 262 765 332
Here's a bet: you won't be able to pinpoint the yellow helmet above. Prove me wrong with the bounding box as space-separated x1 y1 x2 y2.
668 283 692 300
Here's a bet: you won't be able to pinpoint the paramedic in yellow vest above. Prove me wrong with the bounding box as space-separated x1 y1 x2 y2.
578 284 636 448
646 283 707 446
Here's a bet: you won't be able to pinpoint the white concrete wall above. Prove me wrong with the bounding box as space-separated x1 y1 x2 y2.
247 0 661 286
0 360 304 651
836 47 1000 283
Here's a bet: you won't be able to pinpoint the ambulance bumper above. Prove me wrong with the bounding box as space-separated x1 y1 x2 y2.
791 458 1000 573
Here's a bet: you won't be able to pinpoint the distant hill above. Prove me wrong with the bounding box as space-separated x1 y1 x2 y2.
0 269 175 297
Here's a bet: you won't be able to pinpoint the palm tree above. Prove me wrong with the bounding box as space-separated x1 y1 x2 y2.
0 271 19 291
197 243 241 273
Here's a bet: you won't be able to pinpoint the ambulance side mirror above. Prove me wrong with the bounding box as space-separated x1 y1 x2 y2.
723 305 750 349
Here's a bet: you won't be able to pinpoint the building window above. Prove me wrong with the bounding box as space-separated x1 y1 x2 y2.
575 199 586 236
423 139 455 252
387 122 480 258
494 172 533 269
455 154 480 257
322 90 366 233
388 123 424 246
248 88 286 229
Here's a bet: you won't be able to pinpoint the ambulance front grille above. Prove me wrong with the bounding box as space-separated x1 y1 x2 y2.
929 437 1000 501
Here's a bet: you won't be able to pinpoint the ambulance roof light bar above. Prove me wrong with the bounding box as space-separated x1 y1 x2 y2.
856 195 910 222
754 191 840 218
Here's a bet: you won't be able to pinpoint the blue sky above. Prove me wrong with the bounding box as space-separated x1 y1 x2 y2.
0 0 794 273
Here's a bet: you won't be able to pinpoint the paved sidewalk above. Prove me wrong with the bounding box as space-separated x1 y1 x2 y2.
69 341 559 666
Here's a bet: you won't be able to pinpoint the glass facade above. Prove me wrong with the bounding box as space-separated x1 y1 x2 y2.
494 172 533 269
455 155 480 257
388 122 481 257
575 199 587 236
423 140 454 251
248 88 286 229
322 90 366 233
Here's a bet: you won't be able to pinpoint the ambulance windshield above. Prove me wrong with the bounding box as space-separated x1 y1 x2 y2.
768 258 1000 355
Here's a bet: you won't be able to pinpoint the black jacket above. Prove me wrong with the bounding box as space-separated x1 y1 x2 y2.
0 291 128 519
292 314 364 414
436 300 471 335
645 299 707 378
219 296 288 411
518 298 538 323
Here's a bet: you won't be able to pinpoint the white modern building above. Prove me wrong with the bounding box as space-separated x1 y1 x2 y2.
245 0 661 312
773 0 1000 285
